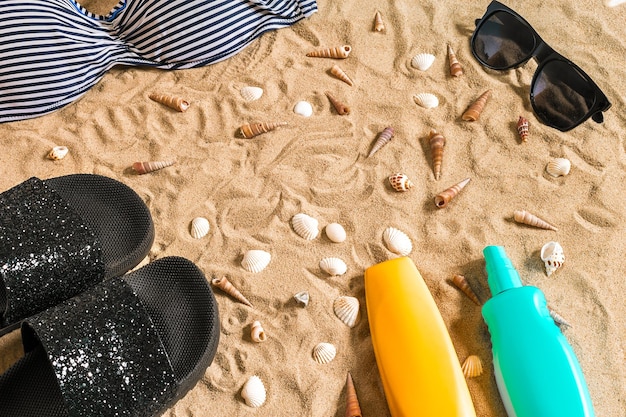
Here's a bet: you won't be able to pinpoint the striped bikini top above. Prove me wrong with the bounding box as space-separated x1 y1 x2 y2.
0 0 317 123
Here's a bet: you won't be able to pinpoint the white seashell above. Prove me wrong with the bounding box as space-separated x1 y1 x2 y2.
325 223 346 243
293 100 313 117
333 296 360 327
241 249 271 273
411 53 436 71
47 145 69 160
605 0 626 7
240 86 264 102
319 257 347 276
540 241 565 277
312 342 336 364
291 213 319 240
241 375 266 407
250 320 267 342
383 227 412 256
413 93 439 109
546 158 571 177
294 291 310 307
190 217 210 239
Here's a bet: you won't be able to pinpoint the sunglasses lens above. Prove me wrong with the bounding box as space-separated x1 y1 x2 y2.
473 11 536 69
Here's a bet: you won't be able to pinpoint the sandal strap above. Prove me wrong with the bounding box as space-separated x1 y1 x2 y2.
23 276 178 417
0 177 104 325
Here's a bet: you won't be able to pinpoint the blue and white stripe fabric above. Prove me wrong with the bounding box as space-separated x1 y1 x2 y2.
0 0 317 122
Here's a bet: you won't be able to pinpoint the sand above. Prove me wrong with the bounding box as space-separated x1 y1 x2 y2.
1 0 625 416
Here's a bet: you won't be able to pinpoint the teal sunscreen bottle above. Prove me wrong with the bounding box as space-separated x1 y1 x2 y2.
482 246 595 417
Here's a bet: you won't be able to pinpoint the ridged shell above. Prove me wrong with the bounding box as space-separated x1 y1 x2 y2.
388 173 414 192
367 127 394 158
293 100 313 117
306 45 352 59
517 116 530 142
447 45 463 77
540 241 565 277
513 210 558 231
189 217 210 239
241 249 271 273
325 223 347 243
251 320 267 342
546 158 571 177
47 146 68 160
132 160 175 174
429 129 446 180
451 274 481 306
333 296 360 327
239 121 288 138
413 93 439 109
320 257 347 276
373 10 385 32
148 93 190 112
291 213 319 240
461 355 483 378
312 342 336 364
241 375 266 407
330 65 354 86
549 308 572 328
240 86 264 102
294 291 310 307
434 178 471 208
211 276 253 307
325 91 350 115
344 372 363 417
383 227 412 256
462 90 491 121
411 53 436 71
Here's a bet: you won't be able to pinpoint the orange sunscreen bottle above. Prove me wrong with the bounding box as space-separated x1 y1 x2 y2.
364 257 476 417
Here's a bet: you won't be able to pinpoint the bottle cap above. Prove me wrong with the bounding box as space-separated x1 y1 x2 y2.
483 246 523 295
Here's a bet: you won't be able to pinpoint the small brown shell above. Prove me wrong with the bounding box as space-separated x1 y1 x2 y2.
211 276 253 307
132 160 175 174
47 146 69 160
451 274 481 306
368 127 394 157
513 210 558 231
325 91 350 115
148 93 190 112
428 130 446 180
462 90 492 121
447 45 463 77
388 173 414 192
434 178 470 208
345 372 363 417
306 45 351 59
373 10 385 32
461 355 483 378
330 65 354 87
239 121 287 138
517 116 530 142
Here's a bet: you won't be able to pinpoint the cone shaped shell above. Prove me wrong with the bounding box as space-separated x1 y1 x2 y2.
294 291 310 307
320 257 347 276
462 90 492 121
428 130 446 180
413 93 439 109
312 342 336 364
461 355 483 378
307 45 352 59
241 249 271 273
325 91 350 115
411 53 436 71
383 227 412 256
434 178 470 208
388 173 414 192
239 121 287 138
549 308 571 327
240 86 264 102
373 10 385 32
368 127 394 157
325 223 347 243
211 276 252 307
546 158 571 177
333 296 360 327
47 146 68 160
132 160 175 174
447 45 463 77
513 210 558 231
517 116 530 142
251 320 267 342
330 65 354 86
345 372 363 417
540 241 565 276
148 93 190 112
451 274 481 305
190 217 210 239
291 213 319 240
241 375 266 407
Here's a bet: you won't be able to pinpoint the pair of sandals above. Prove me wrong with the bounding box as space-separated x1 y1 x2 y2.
0 174 220 417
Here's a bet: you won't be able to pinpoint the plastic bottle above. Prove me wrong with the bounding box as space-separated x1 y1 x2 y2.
482 245 595 417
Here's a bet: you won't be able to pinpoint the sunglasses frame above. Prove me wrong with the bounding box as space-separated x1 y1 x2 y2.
470 1 611 131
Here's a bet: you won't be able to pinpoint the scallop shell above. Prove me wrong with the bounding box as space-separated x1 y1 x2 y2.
211 276 253 307
383 227 412 256
47 146 68 160
240 86 264 102
368 127 394 158
461 355 483 378
373 10 385 32
241 375 266 407
330 65 354 86
462 90 492 121
388 173 414 192
148 93 190 112
241 249 271 273
325 223 347 243
517 116 530 142
513 210 558 231
540 241 565 276
333 296 360 327
428 129 446 180
546 158 571 177
189 217 210 239
306 45 352 59
320 257 347 276
413 93 439 109
294 291 310 307
411 53 436 71
294 100 313 117
312 342 336 364
132 160 175 174
447 45 463 77
251 320 267 342
239 121 288 138
291 213 319 240
344 372 363 417
434 178 470 208
451 274 481 306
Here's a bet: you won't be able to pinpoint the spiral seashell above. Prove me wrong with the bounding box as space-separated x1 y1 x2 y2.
549 308 571 328
312 342 336 364
320 257 348 276
447 45 463 77
306 45 352 59
293 100 313 117
540 241 565 276
241 375 266 407
241 249 271 273
461 355 483 378
411 53 435 71
211 276 253 307
434 178 470 208
546 158 571 177
240 86 264 102
294 291 310 307
388 173 414 192
291 213 320 240
325 91 350 115
383 227 412 256
344 372 363 417
373 10 385 32
132 160 175 174
47 146 68 160
189 217 210 239
368 127 394 158
330 65 354 86
451 274 481 306
428 129 446 180
250 320 267 342
333 296 360 327
517 116 530 142
413 92 439 109
325 223 347 243
239 121 288 138
462 90 492 121
513 210 558 231
148 93 190 112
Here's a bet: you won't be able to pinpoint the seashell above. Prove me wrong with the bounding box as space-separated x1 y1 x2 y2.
411 53 436 71
306 45 352 59
344 372 363 417
513 210 558 231
540 241 565 276
546 158 571 177
294 291 310 307
606 0 626 6
333 296 360 327
250 320 267 342
291 213 320 240
325 223 347 243
447 45 464 77
517 116 530 142
189 217 210 239
240 86 264 102
462 90 492 121
383 227 412 256
367 127 394 158
132 160 175 174
241 375 266 407
330 65 354 86
549 308 571 328
434 178 471 208
312 342 336 364
241 249 271 273
428 129 446 180
325 91 350 115
320 257 348 276
211 276 253 307
373 10 385 32
239 121 288 138
388 173 414 192
451 274 481 306
413 92 439 109
148 93 190 112
461 355 483 378
47 146 68 160
293 100 313 117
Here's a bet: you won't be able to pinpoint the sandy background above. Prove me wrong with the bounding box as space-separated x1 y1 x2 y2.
1 0 625 416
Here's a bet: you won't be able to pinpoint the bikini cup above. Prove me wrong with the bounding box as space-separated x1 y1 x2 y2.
0 0 318 123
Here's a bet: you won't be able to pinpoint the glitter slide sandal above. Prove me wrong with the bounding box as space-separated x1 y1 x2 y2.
0 256 220 417
0 174 154 336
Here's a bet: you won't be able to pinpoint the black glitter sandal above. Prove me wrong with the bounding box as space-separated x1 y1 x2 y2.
0 174 154 336
0 256 220 417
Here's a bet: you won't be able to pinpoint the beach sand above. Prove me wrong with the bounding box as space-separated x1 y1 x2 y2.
1 0 625 415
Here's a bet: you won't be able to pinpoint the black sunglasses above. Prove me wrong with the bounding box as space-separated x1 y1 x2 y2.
470 1 611 131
